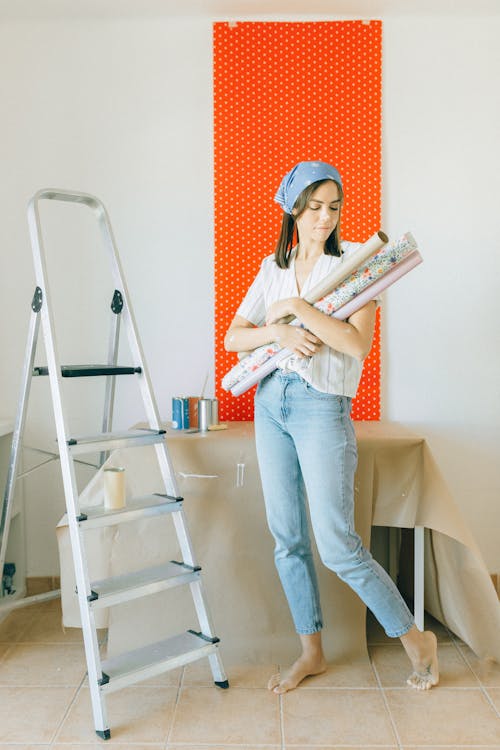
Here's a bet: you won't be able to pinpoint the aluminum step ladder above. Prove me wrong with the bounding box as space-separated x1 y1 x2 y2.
0 189 228 739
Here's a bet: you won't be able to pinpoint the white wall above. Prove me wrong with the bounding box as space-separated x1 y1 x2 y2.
0 6 499 575
382 13 500 573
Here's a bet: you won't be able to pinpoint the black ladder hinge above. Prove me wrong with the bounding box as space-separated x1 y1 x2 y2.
31 286 43 312
188 629 220 644
171 560 202 573
111 290 123 314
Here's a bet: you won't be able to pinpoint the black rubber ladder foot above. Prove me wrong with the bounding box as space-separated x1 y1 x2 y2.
214 679 230 689
95 729 111 740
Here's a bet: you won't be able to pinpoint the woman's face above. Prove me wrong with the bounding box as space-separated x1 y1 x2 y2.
294 181 341 244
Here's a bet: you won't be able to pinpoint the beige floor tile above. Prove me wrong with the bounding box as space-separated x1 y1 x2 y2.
370 643 480 688
183 659 279 687
167 747 281 750
488 687 500 713
29 595 63 612
293 660 378 688
53 745 164 750
0 746 51 750
19 610 92 643
17 609 107 645
458 644 500 687
282 688 396 745
0 686 77 743
0 642 87 685
0 608 38 642
287 747 397 750
56 685 178 743
401 747 500 750
385 687 500 745
0 642 10 660
169 686 281 745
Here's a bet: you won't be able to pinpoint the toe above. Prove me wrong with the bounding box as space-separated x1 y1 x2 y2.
267 673 281 691
273 683 288 694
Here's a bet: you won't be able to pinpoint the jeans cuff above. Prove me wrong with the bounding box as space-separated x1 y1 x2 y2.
385 619 415 638
296 625 323 635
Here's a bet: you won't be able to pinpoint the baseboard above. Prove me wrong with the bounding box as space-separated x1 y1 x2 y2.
26 576 61 596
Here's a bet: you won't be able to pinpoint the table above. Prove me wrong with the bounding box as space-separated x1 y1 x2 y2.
57 421 500 664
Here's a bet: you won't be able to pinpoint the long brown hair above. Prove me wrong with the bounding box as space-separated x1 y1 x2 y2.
274 179 344 269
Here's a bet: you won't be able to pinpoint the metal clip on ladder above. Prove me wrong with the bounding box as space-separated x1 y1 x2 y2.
0 189 228 739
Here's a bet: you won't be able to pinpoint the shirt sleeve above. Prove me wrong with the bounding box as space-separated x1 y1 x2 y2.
235 261 268 327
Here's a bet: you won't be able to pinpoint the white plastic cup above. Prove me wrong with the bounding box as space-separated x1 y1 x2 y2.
103 467 126 510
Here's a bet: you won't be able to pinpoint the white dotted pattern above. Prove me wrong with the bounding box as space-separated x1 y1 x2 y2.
214 20 382 421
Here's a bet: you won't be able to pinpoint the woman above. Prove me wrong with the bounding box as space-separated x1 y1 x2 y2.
224 161 438 694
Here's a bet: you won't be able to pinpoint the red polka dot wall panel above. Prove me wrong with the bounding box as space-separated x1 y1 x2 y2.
214 21 382 421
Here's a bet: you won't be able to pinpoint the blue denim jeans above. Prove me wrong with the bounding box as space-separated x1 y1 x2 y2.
254 370 414 638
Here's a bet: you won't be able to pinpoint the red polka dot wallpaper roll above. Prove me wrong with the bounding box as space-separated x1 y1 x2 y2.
214 21 382 421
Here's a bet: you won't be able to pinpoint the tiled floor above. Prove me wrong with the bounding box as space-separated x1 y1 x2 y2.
0 599 499 749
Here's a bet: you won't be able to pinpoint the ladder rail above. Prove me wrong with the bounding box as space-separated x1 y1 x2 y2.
100 302 121 466
0 307 40 583
27 191 110 733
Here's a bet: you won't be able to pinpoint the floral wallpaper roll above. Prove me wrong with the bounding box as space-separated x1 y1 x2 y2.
222 233 417 393
230 249 422 396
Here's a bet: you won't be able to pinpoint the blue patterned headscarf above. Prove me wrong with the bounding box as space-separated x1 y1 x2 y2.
274 161 342 215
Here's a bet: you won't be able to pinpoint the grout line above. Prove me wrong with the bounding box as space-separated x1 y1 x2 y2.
164 665 185 746
449 635 482 686
278 689 285 750
479 685 500 720
369 656 403 750
48 670 87 744
452 639 500 720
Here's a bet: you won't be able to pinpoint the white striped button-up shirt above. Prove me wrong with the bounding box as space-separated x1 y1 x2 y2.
236 241 375 397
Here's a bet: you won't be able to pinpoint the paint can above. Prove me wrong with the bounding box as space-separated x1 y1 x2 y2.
198 398 212 431
188 397 199 428
172 396 189 430
210 398 219 426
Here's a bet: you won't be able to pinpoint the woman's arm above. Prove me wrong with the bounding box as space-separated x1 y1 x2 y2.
224 314 323 358
265 298 377 361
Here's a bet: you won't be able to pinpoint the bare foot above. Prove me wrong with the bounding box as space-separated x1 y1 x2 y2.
404 630 439 690
268 653 327 694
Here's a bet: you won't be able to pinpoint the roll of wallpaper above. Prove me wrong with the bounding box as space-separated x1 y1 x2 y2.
222 233 417 393
279 230 389 325
230 249 422 396
330 249 422 320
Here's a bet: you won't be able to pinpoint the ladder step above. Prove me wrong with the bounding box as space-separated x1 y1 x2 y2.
33 364 142 377
78 493 183 528
99 630 220 693
67 428 165 454
89 561 201 608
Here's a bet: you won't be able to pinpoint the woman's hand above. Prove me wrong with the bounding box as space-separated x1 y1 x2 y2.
265 297 301 325
275 324 323 357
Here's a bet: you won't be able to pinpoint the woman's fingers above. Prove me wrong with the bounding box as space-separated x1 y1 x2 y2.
287 328 322 356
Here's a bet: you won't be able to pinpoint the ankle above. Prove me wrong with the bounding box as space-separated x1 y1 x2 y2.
298 632 324 657
300 647 325 662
